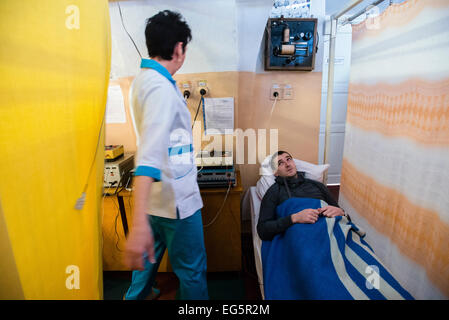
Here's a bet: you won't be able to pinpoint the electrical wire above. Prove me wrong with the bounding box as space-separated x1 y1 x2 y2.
101 179 109 253
203 181 232 228
270 95 278 116
191 97 204 130
102 188 125 257
102 167 133 253
110 196 123 253
113 167 131 196
114 208 123 252
112 169 133 245
117 2 142 59
74 110 106 210
124 174 132 191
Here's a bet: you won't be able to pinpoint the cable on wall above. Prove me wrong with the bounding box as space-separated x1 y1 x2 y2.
74 111 106 210
192 96 204 130
270 95 278 116
117 2 142 59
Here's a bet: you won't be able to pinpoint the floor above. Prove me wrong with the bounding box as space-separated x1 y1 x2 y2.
103 270 261 300
103 228 262 300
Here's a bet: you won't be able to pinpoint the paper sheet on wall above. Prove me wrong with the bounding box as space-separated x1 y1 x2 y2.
106 85 126 123
203 97 234 135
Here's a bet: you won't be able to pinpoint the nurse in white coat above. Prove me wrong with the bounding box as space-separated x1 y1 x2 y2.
124 10 208 300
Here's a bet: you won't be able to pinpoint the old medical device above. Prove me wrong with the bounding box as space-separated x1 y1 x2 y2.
196 150 236 188
103 153 134 188
265 17 318 71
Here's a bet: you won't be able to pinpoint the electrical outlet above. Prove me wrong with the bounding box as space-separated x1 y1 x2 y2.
180 81 192 99
180 81 192 90
197 80 209 96
270 84 283 100
283 84 294 100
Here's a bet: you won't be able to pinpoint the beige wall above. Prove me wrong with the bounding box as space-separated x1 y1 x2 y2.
237 71 322 191
105 71 322 192
105 77 137 153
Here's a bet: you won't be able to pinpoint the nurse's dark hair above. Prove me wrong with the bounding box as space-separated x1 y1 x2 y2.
270 151 292 170
145 10 192 60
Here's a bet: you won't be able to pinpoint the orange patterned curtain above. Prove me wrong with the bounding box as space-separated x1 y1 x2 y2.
340 0 449 299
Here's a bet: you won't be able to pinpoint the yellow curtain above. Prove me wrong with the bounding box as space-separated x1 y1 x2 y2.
0 0 111 299
340 0 449 299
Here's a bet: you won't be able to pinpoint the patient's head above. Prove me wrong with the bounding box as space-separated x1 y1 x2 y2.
271 151 297 178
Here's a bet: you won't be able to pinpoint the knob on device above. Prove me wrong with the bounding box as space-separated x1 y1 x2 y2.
303 31 312 41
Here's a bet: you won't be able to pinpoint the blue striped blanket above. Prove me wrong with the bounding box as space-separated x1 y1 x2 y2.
261 197 414 300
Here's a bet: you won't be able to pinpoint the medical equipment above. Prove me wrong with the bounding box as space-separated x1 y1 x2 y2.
103 153 134 188
105 144 124 162
265 17 318 71
196 150 236 188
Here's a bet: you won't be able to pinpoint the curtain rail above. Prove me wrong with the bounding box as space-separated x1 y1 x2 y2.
341 0 389 25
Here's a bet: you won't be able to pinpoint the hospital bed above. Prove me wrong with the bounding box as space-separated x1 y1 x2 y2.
241 157 413 300
242 186 265 299
241 158 330 299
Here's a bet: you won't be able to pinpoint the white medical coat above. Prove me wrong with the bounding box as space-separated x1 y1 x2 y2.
129 59 203 219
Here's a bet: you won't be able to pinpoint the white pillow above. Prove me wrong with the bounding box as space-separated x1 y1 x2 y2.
255 155 330 200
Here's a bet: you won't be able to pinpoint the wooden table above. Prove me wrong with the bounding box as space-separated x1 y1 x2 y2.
101 171 243 272
198 171 243 271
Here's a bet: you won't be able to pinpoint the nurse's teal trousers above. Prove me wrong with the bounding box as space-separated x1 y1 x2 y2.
124 209 208 300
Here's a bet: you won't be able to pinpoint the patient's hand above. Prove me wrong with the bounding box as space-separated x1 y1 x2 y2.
291 209 320 224
318 206 345 218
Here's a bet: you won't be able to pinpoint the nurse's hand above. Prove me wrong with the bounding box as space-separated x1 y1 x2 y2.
124 224 156 270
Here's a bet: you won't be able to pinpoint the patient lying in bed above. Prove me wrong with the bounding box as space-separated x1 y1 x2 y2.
257 151 347 241
257 151 413 300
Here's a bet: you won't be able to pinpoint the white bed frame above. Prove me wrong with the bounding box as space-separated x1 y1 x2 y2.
246 186 265 299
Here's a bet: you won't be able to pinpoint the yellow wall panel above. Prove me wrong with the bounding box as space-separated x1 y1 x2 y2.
0 0 111 299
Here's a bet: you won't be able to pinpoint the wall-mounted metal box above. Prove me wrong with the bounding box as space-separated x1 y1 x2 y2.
265 17 318 71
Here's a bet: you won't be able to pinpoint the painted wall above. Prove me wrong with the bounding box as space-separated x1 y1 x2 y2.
107 0 325 191
109 0 239 78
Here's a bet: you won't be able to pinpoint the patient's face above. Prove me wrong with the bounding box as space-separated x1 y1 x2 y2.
274 153 297 177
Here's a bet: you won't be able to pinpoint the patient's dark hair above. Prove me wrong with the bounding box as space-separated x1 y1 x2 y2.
270 150 292 170
145 10 192 60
